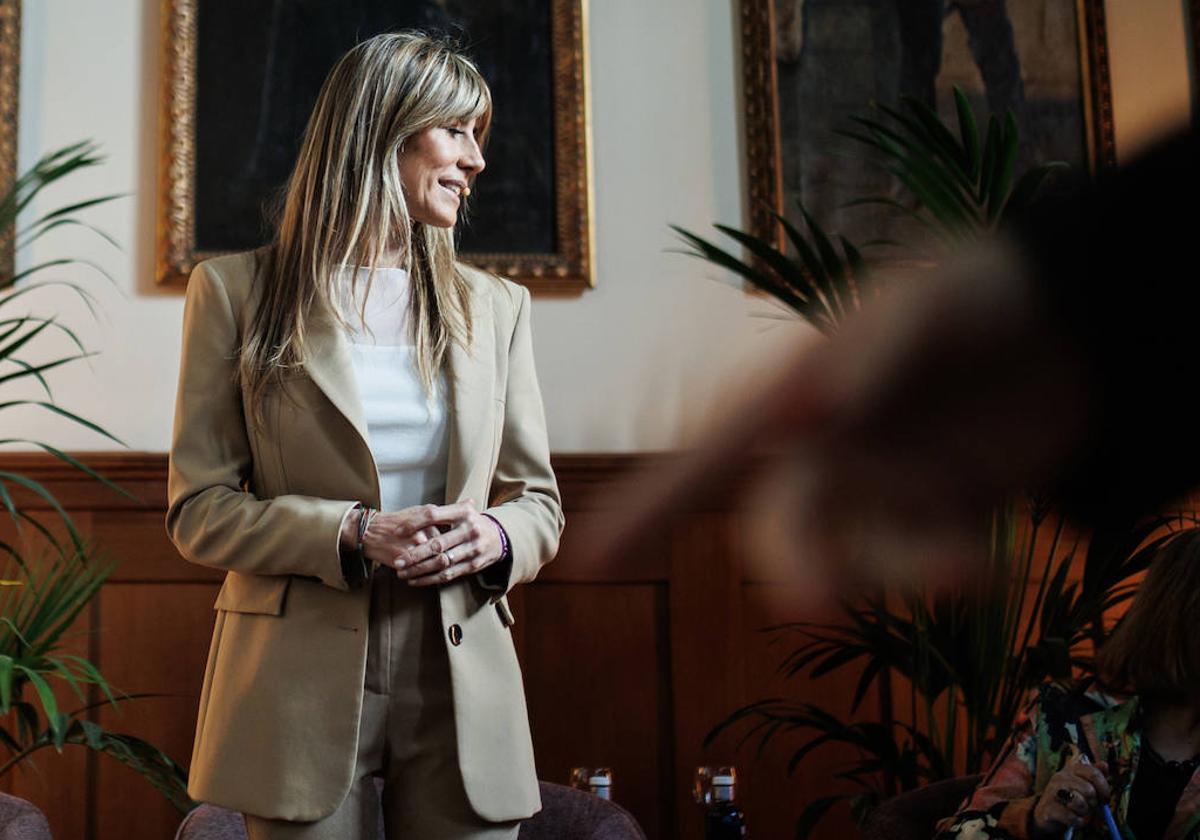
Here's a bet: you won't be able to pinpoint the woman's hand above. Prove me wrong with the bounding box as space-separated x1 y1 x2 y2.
342 505 437 570
1031 759 1111 838
397 499 505 586
359 500 504 586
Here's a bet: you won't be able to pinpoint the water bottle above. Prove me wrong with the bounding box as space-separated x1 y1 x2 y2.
704 772 747 839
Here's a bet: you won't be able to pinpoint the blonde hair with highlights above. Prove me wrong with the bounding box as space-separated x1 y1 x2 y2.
240 31 492 428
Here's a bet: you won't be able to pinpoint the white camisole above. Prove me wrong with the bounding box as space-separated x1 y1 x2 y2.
337 266 449 513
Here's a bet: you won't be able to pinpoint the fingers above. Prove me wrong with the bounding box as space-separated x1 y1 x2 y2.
381 501 478 538
363 500 503 586
1056 778 1097 816
1066 762 1111 802
397 528 477 581
404 540 490 587
396 520 478 569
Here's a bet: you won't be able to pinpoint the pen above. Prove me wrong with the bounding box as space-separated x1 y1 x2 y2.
1077 754 1123 840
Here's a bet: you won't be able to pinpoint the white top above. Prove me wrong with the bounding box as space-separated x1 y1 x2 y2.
338 266 449 512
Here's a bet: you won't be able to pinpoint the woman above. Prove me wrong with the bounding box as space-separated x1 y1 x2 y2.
166 32 563 839
935 528 1200 840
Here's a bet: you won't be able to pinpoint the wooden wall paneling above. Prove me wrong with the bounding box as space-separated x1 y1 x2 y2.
667 512 745 840
92 508 223 583
521 581 672 839
19 452 1134 839
92 582 219 840
734 582 870 840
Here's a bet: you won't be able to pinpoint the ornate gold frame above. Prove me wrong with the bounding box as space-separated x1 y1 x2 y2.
1190 0 1200 122
738 0 1117 249
0 0 20 278
157 0 594 293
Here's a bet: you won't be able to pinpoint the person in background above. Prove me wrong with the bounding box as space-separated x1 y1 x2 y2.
167 31 562 839
934 527 1200 840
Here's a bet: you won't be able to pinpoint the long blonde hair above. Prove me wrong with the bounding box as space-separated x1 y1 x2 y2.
240 31 492 428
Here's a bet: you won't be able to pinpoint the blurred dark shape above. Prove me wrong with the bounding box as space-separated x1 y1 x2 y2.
587 128 1200 593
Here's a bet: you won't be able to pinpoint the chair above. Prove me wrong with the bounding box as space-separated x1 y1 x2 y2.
859 774 983 840
520 782 647 840
175 781 647 840
0 793 53 840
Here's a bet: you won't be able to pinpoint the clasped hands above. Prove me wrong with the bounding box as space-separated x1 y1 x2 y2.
352 500 505 586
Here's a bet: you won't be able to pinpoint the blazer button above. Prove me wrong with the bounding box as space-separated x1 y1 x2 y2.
448 624 463 646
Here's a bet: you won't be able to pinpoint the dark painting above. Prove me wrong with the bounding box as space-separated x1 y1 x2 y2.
773 0 1092 247
194 0 555 256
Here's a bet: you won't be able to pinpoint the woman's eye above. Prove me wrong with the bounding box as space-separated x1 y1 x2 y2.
446 127 465 137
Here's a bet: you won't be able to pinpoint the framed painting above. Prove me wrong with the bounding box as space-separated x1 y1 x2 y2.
739 0 1116 251
158 0 593 293
0 0 19 278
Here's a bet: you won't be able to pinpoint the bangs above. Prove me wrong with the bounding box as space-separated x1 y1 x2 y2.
426 56 493 143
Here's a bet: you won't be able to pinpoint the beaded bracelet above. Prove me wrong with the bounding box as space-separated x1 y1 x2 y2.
482 512 511 562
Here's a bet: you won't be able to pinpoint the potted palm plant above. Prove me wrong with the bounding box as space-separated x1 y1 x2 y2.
0 141 192 812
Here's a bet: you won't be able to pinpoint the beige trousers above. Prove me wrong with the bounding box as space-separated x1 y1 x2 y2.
245 569 522 840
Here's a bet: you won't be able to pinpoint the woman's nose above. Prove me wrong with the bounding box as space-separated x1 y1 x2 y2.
461 139 486 175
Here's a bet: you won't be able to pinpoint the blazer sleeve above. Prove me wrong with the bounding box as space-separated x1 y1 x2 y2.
934 693 1049 840
481 284 564 595
165 261 360 591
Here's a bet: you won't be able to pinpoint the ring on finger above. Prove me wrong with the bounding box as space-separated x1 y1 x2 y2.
446 548 455 564
1055 788 1076 806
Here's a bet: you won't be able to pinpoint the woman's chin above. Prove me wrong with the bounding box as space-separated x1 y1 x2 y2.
413 213 459 229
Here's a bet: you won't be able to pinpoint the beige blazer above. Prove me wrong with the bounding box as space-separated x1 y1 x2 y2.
166 250 563 822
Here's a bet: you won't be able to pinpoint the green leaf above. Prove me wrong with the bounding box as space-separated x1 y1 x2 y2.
710 223 813 304
60 654 118 708
71 728 195 813
668 225 813 318
978 116 1000 206
840 117 976 210
954 87 982 181
0 472 85 554
17 217 122 252
0 442 135 501
1002 163 1068 221
796 792 844 840
16 666 60 737
0 278 104 323
0 316 57 363
30 193 127 226
986 111 1020 221
768 208 844 327
0 351 100 389
0 654 14 712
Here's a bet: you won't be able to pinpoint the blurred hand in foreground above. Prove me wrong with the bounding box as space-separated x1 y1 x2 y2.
581 238 1092 602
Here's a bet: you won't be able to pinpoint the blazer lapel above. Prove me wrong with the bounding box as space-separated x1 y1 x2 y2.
296 286 496 506
301 308 372 456
445 297 496 504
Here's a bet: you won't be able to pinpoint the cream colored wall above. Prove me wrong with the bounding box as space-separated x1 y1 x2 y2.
6 0 1194 454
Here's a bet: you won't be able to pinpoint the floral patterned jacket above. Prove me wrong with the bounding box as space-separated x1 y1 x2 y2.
934 682 1200 840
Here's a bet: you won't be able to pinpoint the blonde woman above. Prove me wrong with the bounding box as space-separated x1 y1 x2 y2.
166 32 563 839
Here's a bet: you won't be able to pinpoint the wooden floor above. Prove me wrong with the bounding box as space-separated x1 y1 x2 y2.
0 452 876 840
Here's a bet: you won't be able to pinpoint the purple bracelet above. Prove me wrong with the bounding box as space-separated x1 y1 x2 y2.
482 513 511 561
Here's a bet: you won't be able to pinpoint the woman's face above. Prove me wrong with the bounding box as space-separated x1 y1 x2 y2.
399 117 486 228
